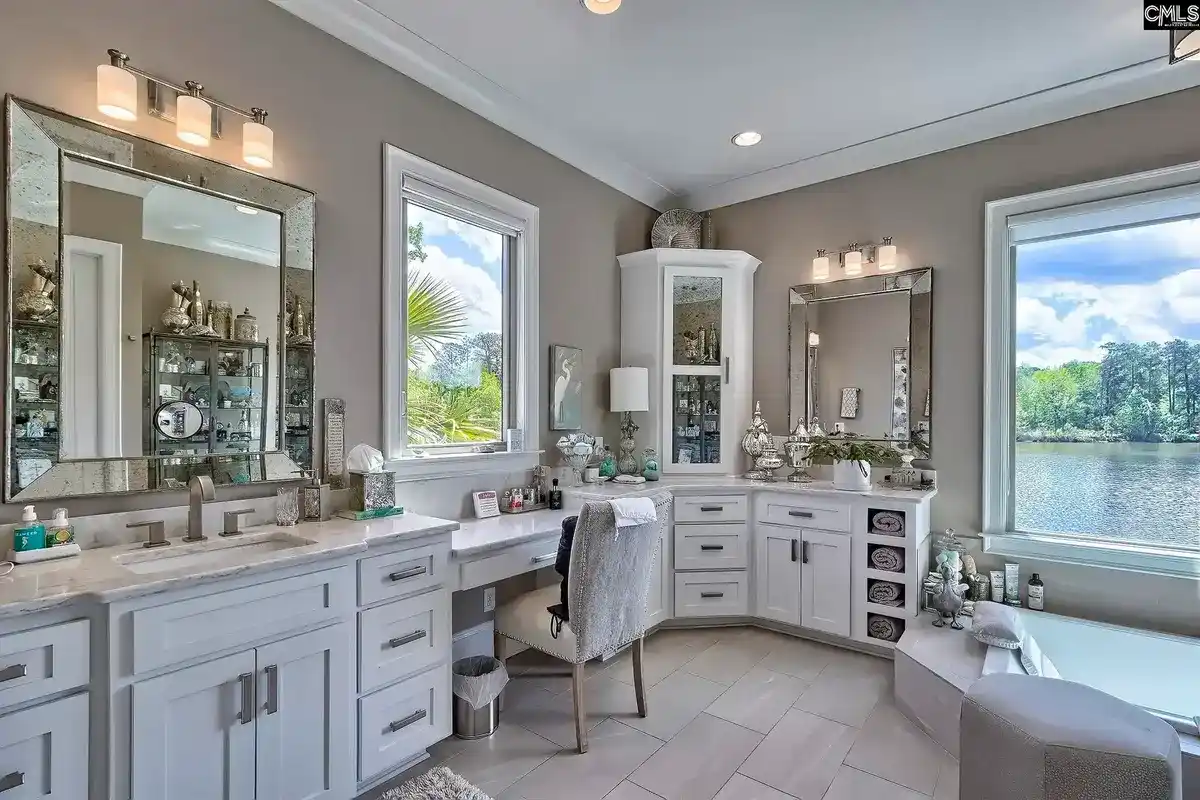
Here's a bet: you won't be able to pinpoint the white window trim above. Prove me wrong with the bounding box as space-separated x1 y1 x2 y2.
983 157 1200 578
383 144 541 479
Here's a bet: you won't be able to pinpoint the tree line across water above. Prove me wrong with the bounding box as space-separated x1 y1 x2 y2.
1017 340 1200 443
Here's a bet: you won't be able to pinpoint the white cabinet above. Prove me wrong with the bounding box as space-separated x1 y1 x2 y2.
618 249 761 475
801 530 852 637
755 525 800 626
645 526 670 628
0 692 88 799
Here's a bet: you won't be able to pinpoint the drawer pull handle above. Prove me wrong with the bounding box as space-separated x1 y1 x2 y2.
803 541 810 564
699 544 724 552
791 539 799 562
531 553 556 564
0 772 23 793
388 708 427 733
0 664 26 683
265 664 279 715
388 565 427 582
699 505 723 512
788 510 814 518
387 629 428 649
700 591 725 599
238 672 255 725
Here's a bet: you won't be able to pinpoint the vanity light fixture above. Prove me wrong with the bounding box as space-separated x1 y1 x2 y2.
95 49 274 168
731 131 762 147
581 0 621 13
843 246 864 277
1170 30 1200 63
877 237 897 271
812 250 830 281
811 238 897 278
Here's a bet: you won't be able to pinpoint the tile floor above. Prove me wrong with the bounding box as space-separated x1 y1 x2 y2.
362 626 958 800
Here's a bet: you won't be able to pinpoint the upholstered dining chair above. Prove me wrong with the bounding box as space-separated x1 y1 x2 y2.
494 493 671 753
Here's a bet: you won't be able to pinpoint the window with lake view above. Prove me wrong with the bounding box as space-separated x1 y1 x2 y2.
1014 217 1200 550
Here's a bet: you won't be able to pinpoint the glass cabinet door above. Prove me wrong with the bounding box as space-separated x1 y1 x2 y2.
666 269 731 471
671 275 724 367
670 375 723 466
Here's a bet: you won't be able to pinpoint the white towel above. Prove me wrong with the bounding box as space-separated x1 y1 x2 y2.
609 497 657 529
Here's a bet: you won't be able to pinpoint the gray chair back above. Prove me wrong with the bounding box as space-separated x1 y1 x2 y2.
567 493 671 662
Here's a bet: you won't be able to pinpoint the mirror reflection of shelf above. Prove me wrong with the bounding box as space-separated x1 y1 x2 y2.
13 319 58 330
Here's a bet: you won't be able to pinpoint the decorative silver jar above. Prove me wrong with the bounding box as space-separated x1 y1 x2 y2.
740 401 774 480
783 420 813 483
234 307 259 342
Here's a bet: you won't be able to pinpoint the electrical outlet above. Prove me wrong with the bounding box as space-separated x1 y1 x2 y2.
483 586 496 613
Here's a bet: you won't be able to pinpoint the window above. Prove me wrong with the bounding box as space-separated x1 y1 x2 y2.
984 164 1200 573
384 146 539 476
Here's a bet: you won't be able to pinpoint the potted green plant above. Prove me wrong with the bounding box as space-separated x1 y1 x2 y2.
806 433 903 491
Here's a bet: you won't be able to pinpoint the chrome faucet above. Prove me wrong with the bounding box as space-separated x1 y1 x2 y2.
184 475 216 542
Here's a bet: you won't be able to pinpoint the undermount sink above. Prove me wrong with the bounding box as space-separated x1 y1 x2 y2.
113 531 316 575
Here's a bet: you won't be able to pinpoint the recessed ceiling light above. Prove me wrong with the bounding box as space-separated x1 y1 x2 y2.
581 0 621 14
235 205 259 215
731 131 762 147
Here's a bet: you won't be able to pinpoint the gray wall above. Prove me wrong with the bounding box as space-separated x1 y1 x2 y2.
711 86 1200 636
0 0 655 520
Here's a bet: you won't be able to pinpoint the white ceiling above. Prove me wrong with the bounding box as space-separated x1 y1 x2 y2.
272 0 1200 210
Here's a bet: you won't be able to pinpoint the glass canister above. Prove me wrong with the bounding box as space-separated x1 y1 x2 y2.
276 486 300 526
642 448 660 481
234 307 259 342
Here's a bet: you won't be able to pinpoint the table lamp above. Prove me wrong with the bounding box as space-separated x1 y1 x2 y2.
610 367 649 474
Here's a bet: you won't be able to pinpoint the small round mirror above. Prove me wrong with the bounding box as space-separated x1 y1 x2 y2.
154 401 204 440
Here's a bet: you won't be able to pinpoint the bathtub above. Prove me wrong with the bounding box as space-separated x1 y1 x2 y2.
983 608 1200 737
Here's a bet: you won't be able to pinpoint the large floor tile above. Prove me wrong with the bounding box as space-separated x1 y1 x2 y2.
706 667 808 734
823 766 929 800
934 750 959 800
655 628 723 650
756 637 839 682
844 702 946 796
621 669 727 741
682 639 771 685
792 656 891 727
499 719 663 800
436 722 560 797
602 636 703 688
713 773 799 800
737 708 857 800
503 650 607 695
604 781 663 799
628 713 763 800
577 673 646 720
502 682 609 750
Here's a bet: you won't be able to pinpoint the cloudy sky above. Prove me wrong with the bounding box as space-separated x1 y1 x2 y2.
1016 217 1200 368
408 203 504 335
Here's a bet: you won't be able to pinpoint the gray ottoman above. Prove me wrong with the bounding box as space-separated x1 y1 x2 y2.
961 673 1181 800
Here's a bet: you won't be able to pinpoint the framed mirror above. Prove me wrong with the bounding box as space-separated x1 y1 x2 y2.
5 97 316 500
788 268 932 450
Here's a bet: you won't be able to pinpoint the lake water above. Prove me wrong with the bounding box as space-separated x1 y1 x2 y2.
1015 442 1200 549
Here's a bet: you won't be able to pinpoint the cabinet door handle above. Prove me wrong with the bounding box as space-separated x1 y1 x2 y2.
802 541 810 564
238 672 255 724
387 629 428 649
0 772 23 793
788 510 814 519
531 553 556 564
264 664 279 715
0 664 26 683
724 357 730 384
388 708 427 733
791 539 799 562
388 565 427 582
699 505 723 512
699 544 724 552
700 591 724 599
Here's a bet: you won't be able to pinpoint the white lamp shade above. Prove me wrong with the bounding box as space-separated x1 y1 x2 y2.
877 242 898 271
243 120 274 168
97 64 138 121
812 254 830 281
176 94 212 147
843 249 863 276
610 367 649 412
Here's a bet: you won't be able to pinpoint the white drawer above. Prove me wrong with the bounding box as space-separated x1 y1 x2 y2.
0 619 89 712
674 571 750 617
0 692 88 799
674 495 747 524
358 589 451 693
131 567 353 675
674 524 748 571
359 541 451 607
358 663 451 783
458 536 560 592
757 494 850 532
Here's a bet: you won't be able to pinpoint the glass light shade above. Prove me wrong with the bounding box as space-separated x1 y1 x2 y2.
243 120 274 168
582 0 621 13
877 242 898 271
176 94 212 147
812 254 830 281
97 64 138 121
808 331 820 347
843 249 863 276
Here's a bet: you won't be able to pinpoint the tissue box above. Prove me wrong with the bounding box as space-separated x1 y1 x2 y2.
349 470 396 512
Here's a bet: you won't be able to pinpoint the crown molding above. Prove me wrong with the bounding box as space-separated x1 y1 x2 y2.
683 57 1200 211
269 0 678 210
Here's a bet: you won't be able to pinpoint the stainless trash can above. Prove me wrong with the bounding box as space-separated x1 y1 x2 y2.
453 694 500 740
451 656 507 740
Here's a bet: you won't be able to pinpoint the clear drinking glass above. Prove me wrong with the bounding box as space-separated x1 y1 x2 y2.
276 487 300 526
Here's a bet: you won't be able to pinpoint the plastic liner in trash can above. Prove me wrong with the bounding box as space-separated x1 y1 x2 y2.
452 656 508 739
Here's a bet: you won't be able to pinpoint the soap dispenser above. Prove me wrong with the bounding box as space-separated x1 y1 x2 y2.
299 470 332 522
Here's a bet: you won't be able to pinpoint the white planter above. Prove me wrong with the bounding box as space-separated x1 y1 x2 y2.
833 459 871 491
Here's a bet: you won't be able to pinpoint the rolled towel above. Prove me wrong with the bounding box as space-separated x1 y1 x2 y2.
868 614 901 643
867 580 902 605
609 497 656 529
869 545 905 572
871 511 905 535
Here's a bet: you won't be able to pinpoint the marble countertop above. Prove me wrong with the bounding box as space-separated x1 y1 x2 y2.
0 512 458 619
452 509 573 559
567 475 937 503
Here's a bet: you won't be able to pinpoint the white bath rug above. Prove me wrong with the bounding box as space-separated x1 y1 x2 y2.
381 767 493 800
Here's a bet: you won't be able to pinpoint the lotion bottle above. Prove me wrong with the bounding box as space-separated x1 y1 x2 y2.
45 508 75 547
13 505 45 552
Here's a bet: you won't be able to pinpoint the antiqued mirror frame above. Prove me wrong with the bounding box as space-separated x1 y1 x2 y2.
788 267 932 451
4 96 316 501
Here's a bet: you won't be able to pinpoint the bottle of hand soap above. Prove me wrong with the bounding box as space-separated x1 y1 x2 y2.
13 505 45 552
46 508 75 547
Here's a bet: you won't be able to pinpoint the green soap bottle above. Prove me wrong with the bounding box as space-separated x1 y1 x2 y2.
13 505 45 552
46 508 75 547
